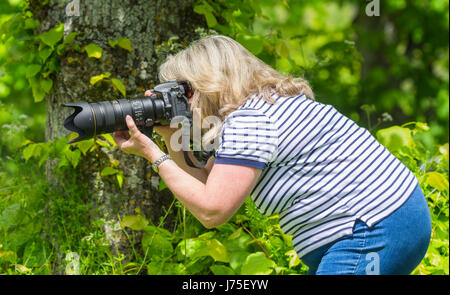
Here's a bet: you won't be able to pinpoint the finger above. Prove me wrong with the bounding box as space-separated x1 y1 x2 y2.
145 90 153 96
125 115 141 136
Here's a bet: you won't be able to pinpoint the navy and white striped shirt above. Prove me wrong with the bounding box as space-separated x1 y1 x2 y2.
214 93 418 258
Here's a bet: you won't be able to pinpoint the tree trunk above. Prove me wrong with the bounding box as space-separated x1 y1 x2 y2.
32 0 205 274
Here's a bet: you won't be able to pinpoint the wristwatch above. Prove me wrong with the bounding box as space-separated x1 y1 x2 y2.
152 154 172 173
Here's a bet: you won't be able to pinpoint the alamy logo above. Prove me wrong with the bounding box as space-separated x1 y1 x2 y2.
365 0 380 17
365 252 380 275
66 0 80 17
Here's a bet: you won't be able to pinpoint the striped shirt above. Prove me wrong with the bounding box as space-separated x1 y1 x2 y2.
214 93 418 258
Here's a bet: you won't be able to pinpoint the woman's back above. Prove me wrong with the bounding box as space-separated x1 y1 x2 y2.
214 93 418 258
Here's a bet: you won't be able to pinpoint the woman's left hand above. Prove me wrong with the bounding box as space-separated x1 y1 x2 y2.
113 115 163 162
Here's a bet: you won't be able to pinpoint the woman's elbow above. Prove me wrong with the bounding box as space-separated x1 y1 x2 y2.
200 208 229 229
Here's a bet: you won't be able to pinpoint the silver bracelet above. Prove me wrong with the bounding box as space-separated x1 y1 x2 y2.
152 154 171 172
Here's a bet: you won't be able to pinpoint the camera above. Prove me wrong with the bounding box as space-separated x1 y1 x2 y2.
63 80 210 168
63 80 193 144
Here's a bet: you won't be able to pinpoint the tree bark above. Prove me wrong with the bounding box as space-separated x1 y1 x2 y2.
32 0 205 274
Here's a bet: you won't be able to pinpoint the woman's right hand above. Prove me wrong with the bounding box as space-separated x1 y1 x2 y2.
144 90 179 137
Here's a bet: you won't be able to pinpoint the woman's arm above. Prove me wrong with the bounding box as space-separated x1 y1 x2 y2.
154 157 261 228
114 115 261 228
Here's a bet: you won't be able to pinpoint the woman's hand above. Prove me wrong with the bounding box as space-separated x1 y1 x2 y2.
113 115 164 162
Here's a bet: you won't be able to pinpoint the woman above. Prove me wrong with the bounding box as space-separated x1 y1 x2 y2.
113 35 431 275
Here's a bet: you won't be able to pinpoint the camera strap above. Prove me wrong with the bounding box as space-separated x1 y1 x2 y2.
183 150 211 169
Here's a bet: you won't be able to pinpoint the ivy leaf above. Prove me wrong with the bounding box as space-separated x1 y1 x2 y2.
83 43 103 59
100 167 119 177
25 64 42 79
90 72 111 85
240 252 275 275
121 215 149 231
109 37 132 52
111 78 126 97
76 138 95 155
39 48 53 63
28 77 46 102
40 78 53 94
39 23 64 48
64 149 81 168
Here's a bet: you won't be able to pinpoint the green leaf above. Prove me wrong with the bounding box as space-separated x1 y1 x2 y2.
63 32 80 46
76 138 95 155
101 133 116 147
40 78 53 94
229 251 250 273
83 43 103 59
24 18 40 29
176 238 207 260
204 239 229 263
158 178 168 191
121 215 149 231
39 23 64 47
111 78 126 97
142 229 173 257
26 64 42 79
116 172 124 189
39 48 53 63
90 72 111 85
193 4 205 14
204 11 218 27
240 252 275 275
22 144 37 161
424 172 449 192
236 35 263 55
64 149 81 168
376 126 414 153
109 37 133 51
96 138 112 148
210 265 235 275
147 261 186 275
100 167 119 177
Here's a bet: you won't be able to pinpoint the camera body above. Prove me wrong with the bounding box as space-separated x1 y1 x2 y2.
63 80 193 144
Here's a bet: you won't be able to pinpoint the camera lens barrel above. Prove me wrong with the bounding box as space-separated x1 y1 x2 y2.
63 94 168 143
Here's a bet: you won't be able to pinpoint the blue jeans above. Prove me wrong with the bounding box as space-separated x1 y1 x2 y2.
301 184 432 275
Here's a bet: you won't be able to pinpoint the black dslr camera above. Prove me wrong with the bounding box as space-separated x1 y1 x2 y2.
63 80 210 168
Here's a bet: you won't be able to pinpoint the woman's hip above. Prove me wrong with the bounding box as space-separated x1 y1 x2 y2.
301 183 432 275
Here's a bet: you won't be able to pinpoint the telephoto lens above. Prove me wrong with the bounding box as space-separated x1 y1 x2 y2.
63 80 192 144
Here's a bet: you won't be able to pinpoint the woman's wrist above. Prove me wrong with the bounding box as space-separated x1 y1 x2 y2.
144 145 166 164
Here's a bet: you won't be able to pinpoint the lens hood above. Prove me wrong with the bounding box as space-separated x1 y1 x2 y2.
63 102 96 144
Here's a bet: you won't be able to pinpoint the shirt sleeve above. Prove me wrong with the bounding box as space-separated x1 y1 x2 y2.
214 108 278 170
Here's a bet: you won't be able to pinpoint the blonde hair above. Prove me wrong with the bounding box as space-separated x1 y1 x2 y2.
158 35 314 146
